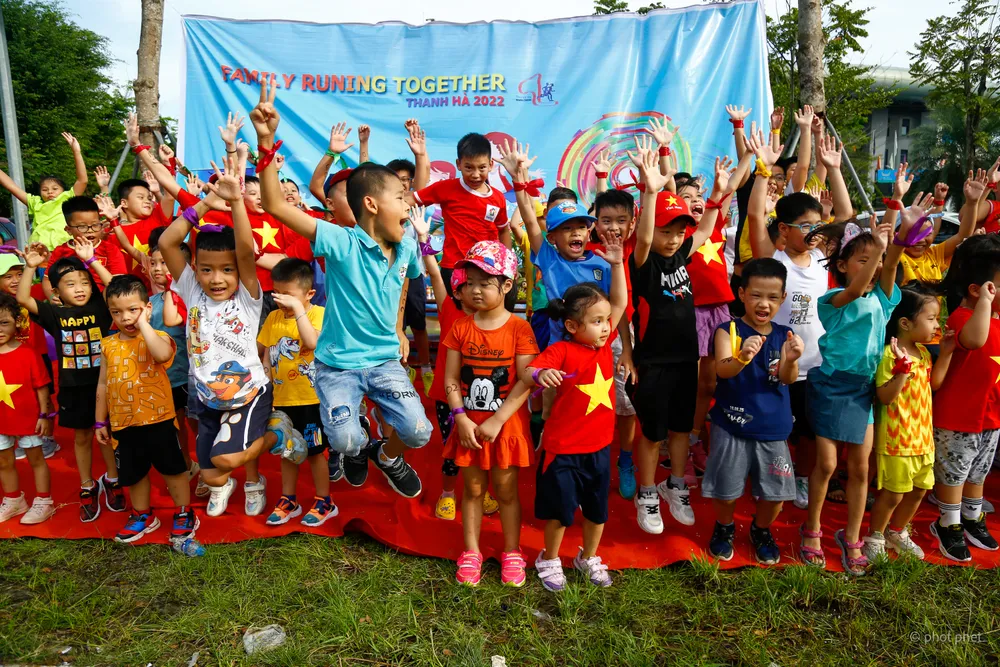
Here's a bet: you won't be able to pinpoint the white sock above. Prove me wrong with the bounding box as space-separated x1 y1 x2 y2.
421 365 432 375
379 444 398 465
440 490 455 499
961 496 983 521
939 501 961 527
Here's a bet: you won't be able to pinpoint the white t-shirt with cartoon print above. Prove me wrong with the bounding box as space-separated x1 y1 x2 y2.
174 265 269 410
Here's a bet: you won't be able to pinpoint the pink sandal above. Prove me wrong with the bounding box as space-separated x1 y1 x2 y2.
835 529 869 576
799 524 826 568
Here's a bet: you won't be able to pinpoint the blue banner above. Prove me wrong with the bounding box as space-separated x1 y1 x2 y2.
181 1 771 207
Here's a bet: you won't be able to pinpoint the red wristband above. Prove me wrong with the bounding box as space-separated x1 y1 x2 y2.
595 171 609 179
109 218 121 229
658 146 671 157
891 355 913 376
167 157 178 176
730 119 745 129
133 144 150 155
255 140 283 174
990 182 998 191
882 197 903 211
704 199 724 210
512 178 545 198
933 199 946 206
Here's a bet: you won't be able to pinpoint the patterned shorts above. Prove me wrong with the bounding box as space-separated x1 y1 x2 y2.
933 428 999 487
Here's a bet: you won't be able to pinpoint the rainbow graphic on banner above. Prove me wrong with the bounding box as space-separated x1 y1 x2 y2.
556 112 692 205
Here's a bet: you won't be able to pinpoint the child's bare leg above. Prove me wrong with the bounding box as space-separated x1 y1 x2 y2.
461 466 487 553
201 468 230 487
243 457 260 484
844 427 874 556
491 468 521 552
636 434 660 487
25 447 50 494
543 519 567 560
580 519 605 559
381 429 406 459
869 490 903 535
281 459 299 496
712 498 738 525
73 428 94 485
0 449 18 493
667 430 690 480
309 454 330 498
617 414 635 455
96 429 118 479
754 500 783 528
130 475 152 512
889 489 927 530
804 436 838 550
163 472 191 507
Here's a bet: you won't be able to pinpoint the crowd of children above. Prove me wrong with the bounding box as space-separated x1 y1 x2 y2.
0 79 998 586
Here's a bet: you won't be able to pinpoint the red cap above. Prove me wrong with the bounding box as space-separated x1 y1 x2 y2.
324 168 353 195
653 191 696 228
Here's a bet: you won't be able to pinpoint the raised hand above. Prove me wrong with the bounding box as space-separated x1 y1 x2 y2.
497 139 534 176
218 111 245 148
981 280 997 304
236 139 250 168
185 173 204 194
770 106 785 133
816 134 843 169
124 112 140 147
24 243 49 269
328 122 355 154
893 161 914 200
408 205 429 239
820 189 834 219
934 182 949 202
249 79 280 140
593 230 623 265
873 218 892 253
725 104 751 122
404 119 426 157
889 336 908 363
61 132 81 152
629 135 666 193
94 165 110 190
793 105 815 129
899 191 935 238
647 116 679 147
765 181 780 215
95 194 119 220
73 237 95 262
747 127 784 167
593 149 612 175
712 155 737 197
358 124 371 144
964 169 989 202
274 153 285 172
206 156 244 202
782 330 804 362
940 328 956 356
158 144 175 162
143 169 160 195
986 156 1000 186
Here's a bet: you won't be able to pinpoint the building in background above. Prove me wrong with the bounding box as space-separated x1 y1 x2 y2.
867 66 932 192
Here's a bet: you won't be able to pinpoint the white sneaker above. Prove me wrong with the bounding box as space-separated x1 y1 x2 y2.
657 480 695 526
20 496 55 525
244 475 267 516
0 493 28 523
206 478 237 517
635 489 664 534
793 476 809 510
886 527 925 559
862 532 887 563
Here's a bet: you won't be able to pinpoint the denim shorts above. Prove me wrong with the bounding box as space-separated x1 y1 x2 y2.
806 367 874 445
314 360 433 457
0 434 45 451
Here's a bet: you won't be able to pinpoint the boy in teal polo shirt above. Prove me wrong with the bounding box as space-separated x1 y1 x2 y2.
252 82 432 498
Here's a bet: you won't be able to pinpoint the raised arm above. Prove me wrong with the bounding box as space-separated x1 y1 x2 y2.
358 124 370 164
60 133 88 195
309 122 355 203
944 171 988 259
496 139 543 252
593 150 611 195
790 106 814 194
592 231 627 328
811 115 827 186
881 161 913 234
137 304 175 364
726 105 754 189
885 193 934 295
829 217 889 309
629 136 666 268
816 134 854 222
159 194 215 281
16 244 48 315
745 126 782 257
205 158 259 297
688 155 742 257
405 119 431 190
71 238 113 286
124 113 181 200
769 107 785 153
408 206 447 311
931 329 955 390
959 282 996 350
648 116 679 193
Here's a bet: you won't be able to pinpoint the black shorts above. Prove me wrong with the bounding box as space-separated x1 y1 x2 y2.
535 446 611 527
196 383 274 469
279 403 327 457
58 385 98 430
113 419 187 487
404 275 427 332
171 385 189 416
628 361 698 441
789 379 814 442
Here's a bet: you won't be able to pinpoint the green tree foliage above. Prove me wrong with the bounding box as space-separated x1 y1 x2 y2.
909 0 1000 178
908 108 1000 208
767 1 896 204
0 0 131 216
593 1 665 16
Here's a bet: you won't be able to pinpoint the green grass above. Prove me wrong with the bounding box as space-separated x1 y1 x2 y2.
2 534 999 666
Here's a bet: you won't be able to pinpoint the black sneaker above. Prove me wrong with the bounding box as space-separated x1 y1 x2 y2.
962 513 999 551
102 474 127 513
371 445 422 498
171 508 200 539
343 443 372 487
328 451 344 483
930 520 972 562
749 519 781 565
79 479 103 523
708 521 735 561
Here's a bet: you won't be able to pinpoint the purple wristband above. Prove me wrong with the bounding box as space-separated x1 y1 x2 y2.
182 207 200 226
532 368 546 384
420 240 436 257
83 256 97 267
451 407 465 417
39 412 56 419
94 420 109 429
892 215 934 247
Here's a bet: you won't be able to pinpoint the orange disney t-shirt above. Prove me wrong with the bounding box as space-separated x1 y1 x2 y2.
441 314 538 470
102 330 176 431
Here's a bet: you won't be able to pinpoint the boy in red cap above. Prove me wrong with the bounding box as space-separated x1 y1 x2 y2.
627 142 749 534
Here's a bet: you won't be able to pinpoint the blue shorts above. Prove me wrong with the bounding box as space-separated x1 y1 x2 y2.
196 383 273 469
534 446 611 527
806 367 873 445
314 360 433 457
530 311 551 351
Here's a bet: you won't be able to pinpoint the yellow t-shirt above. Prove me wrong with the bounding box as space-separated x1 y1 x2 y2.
900 243 949 285
27 190 73 250
257 305 324 407
102 330 177 431
874 344 934 457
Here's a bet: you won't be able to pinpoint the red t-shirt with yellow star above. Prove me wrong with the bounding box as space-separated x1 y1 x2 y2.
118 203 170 282
933 307 1000 433
684 215 733 307
532 340 615 455
0 343 51 436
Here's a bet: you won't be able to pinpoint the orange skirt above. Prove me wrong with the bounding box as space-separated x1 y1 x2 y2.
442 405 534 470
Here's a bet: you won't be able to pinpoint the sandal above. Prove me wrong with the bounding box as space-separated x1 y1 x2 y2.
826 478 847 504
799 524 826 568
835 529 869 576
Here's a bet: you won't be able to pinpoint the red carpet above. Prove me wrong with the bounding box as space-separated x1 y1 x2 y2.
3 391 1000 573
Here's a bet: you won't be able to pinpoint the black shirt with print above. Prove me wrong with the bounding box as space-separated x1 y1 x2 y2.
33 292 112 387
629 237 698 365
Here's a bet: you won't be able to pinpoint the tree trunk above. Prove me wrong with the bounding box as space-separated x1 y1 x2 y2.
797 0 826 113
133 0 164 149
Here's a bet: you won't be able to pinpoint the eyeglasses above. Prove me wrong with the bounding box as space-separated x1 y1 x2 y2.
69 223 105 232
785 222 823 233
771 174 786 183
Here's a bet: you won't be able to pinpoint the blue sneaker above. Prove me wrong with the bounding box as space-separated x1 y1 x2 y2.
328 451 344 483
267 410 307 464
618 463 637 500
749 519 781 565
115 512 161 543
171 508 200 538
709 521 735 561
301 496 339 527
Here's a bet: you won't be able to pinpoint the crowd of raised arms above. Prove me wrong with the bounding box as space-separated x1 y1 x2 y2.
0 79 998 586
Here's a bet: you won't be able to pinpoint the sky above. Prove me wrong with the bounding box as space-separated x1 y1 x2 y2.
60 0 943 122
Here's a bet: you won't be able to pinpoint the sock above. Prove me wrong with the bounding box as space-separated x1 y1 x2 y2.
104 475 118 484
421 365 432 375
285 494 297 504
618 450 633 468
888 524 906 534
4 491 20 499
176 505 188 514
36 492 50 499
961 496 983 521
868 530 884 540
639 484 657 497
440 490 455 499
939 501 961 527
378 444 398 465
668 474 687 490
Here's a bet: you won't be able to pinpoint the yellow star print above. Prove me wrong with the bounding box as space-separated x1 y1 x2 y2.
576 365 614 415
991 356 1000 383
665 194 678 206
253 221 281 250
0 371 22 409
130 235 149 269
696 238 724 265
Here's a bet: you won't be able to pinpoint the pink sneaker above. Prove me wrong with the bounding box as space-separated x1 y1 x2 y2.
456 550 483 586
500 550 527 587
